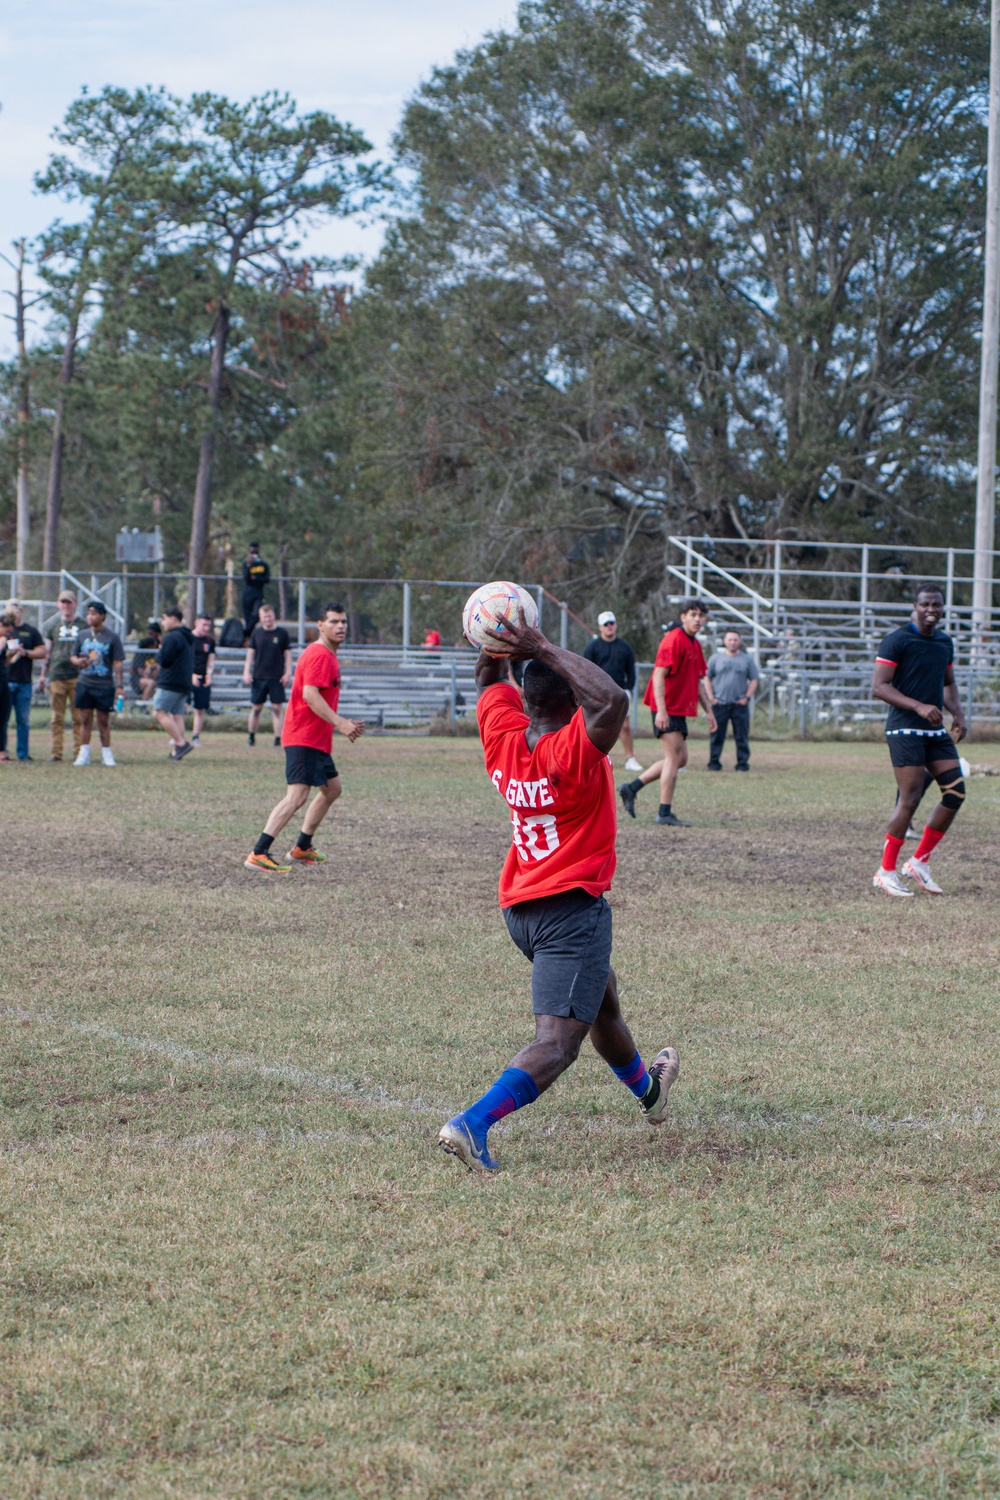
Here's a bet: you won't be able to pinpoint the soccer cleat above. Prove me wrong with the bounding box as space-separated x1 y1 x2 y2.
904 823 919 840
902 856 944 895
244 851 292 874
618 782 638 818
655 811 690 826
74 747 90 766
624 756 644 773
872 867 913 898
438 1116 500 1173
101 747 115 767
288 845 327 863
640 1047 681 1126
247 732 255 747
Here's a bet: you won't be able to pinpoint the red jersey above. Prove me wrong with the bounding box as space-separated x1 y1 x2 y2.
477 682 617 908
281 641 341 752
642 628 707 717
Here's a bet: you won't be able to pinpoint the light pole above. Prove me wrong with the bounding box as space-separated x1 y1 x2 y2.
973 0 1000 648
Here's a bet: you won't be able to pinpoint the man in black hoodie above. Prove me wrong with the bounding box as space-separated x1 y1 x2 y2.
242 543 270 638
153 606 196 761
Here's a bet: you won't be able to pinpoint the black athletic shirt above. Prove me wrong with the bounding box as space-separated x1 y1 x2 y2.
192 635 215 682
875 623 954 734
581 635 637 691
250 624 290 680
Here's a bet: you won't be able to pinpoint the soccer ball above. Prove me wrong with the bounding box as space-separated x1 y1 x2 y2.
462 581 540 654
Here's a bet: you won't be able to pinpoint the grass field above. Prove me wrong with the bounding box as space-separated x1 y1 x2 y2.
3 729 1000 1499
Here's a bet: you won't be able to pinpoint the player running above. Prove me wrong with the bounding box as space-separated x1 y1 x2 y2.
438 611 679 1173
871 583 968 897
244 604 364 873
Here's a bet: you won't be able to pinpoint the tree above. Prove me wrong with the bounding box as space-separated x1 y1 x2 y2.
0 241 45 589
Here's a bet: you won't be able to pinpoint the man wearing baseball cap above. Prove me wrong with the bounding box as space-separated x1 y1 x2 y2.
39 590 87 762
582 611 643 771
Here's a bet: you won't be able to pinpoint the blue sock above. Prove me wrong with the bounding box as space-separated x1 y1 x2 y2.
462 1067 539 1140
609 1050 651 1101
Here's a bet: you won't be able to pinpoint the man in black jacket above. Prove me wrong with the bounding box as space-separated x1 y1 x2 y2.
242 543 270 637
582 612 643 771
153 607 196 760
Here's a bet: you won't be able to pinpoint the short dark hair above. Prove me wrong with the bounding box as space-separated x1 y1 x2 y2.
163 606 183 622
679 598 709 615
86 600 107 616
196 612 214 623
320 602 347 620
723 627 742 637
914 582 944 604
523 659 575 712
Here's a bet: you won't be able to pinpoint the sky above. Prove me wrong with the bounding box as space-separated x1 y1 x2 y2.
0 0 519 337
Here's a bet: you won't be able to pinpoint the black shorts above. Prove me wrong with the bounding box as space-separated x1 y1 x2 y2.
887 731 959 768
502 889 612 1024
75 681 115 713
251 677 285 706
651 712 688 739
284 745 338 787
191 685 211 710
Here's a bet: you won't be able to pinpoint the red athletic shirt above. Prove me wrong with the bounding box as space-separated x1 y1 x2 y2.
477 681 617 908
642 628 707 717
281 641 341 752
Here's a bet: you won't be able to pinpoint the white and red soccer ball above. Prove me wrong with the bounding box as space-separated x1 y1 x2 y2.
462 581 539 654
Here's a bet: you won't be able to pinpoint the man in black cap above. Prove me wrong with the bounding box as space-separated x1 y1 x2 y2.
241 543 270 638
582 611 643 771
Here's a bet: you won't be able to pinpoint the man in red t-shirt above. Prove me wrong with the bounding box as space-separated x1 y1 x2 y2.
244 604 365 873
618 599 716 827
438 612 680 1173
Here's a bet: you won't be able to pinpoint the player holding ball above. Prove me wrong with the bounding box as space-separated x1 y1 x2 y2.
438 588 680 1173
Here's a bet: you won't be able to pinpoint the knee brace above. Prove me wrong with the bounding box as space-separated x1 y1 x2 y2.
937 773 966 812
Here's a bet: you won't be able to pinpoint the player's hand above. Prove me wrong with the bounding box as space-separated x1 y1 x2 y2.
706 711 718 732
952 714 968 743
917 702 943 726
242 673 251 686
483 607 548 662
341 718 365 742
654 709 669 732
280 673 289 686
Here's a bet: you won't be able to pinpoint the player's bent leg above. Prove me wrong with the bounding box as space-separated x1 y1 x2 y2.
245 784 308 871
589 970 680 1125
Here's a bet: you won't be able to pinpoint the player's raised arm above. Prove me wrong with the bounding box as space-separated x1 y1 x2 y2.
485 613 628 752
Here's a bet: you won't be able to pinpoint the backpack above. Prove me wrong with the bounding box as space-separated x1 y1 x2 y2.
219 617 245 648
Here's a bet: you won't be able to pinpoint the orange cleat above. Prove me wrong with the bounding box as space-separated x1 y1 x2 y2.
287 846 326 863
244 851 292 873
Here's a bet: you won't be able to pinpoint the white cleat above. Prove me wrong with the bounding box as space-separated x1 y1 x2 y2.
902 856 943 895
872 867 913 898
640 1047 680 1126
101 747 116 767
73 747 90 766
624 756 644 773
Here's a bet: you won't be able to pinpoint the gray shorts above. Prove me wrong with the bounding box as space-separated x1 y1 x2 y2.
502 889 612 1024
153 688 188 715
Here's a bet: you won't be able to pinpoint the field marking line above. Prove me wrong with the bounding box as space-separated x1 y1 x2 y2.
0 1003 442 1115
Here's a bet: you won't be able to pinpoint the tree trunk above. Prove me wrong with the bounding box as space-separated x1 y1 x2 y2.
42 313 81 574
277 537 290 622
187 301 231 620
13 242 30 592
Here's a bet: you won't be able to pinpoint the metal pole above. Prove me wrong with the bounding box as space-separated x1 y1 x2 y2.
121 564 129 640
974 0 1000 649
799 672 807 739
559 601 569 649
153 562 161 621
449 660 457 725
402 581 411 656
945 548 956 638
297 579 306 647
772 541 781 634
534 585 544 633
196 575 205 617
860 544 870 637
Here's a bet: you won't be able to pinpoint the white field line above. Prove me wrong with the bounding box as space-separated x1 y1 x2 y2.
0 1003 442 1115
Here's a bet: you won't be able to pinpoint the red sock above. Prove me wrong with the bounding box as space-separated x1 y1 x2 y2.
913 826 945 863
881 834 904 872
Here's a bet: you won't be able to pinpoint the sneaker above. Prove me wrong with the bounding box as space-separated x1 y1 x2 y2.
904 824 919 840
247 732 255 747
640 1047 681 1126
171 741 194 761
655 811 690 826
734 764 749 772
191 734 200 747
624 756 644 773
618 782 638 819
74 747 90 767
244 851 292 874
101 747 116 767
872 867 913 898
438 1116 500 1173
902 856 944 895
288 846 327 863
48 755 62 762
706 762 722 771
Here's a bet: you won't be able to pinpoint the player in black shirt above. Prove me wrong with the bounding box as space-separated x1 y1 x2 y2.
190 613 216 746
870 583 967 897
243 602 291 746
241 543 270 636
581 612 642 770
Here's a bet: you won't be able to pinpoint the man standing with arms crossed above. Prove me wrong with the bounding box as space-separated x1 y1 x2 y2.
618 599 716 826
244 603 291 747
438 611 679 1173
244 604 365 872
39 590 86 762
582 610 643 771
706 629 759 772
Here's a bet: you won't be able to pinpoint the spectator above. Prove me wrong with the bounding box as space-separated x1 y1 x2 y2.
190 613 216 746
706 629 759 772
153 606 196 761
3 600 45 762
130 622 162 703
0 611 14 763
38 589 86 762
423 627 442 655
72 601 124 767
241 542 270 637
244 602 291 747
582 611 643 771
